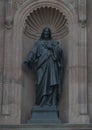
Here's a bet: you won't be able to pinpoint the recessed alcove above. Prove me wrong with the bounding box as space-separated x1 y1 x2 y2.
21 6 69 123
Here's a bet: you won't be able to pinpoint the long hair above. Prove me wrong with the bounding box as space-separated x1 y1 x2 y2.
40 27 52 40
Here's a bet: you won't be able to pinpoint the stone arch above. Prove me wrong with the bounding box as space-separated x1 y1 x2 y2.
11 0 88 123
13 0 78 68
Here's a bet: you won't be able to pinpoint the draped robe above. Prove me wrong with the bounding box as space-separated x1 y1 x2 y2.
25 39 64 106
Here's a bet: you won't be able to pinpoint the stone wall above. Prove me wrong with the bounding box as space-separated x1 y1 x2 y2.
0 0 92 124
0 0 4 114
88 0 92 123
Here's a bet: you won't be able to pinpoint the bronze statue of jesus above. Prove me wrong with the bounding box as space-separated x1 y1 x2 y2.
23 27 64 106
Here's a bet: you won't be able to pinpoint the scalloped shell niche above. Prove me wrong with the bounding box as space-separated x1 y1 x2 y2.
24 7 69 40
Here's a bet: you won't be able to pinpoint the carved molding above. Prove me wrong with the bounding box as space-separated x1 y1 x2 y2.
5 0 13 29
14 0 32 10
78 0 87 28
78 0 88 122
14 0 77 11
63 0 78 11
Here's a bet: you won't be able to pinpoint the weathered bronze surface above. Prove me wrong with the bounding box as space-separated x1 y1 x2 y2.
23 27 64 107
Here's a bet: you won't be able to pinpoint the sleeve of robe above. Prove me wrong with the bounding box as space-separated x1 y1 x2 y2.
52 42 64 94
24 42 38 69
51 41 62 62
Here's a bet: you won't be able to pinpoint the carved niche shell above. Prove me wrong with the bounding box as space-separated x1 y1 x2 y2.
24 7 69 40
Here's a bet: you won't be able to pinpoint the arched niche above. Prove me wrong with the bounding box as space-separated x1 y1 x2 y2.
22 6 69 123
9 0 89 123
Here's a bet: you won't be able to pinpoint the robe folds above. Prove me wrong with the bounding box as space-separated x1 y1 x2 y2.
25 39 64 106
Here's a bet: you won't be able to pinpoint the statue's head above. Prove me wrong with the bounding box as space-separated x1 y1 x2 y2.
40 27 52 40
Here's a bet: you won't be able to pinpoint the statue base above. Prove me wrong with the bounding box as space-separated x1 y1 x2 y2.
27 105 61 124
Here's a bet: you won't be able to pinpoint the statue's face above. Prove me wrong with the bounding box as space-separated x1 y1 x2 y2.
43 28 50 40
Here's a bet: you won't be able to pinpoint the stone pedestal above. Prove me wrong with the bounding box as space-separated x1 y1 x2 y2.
27 106 61 124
